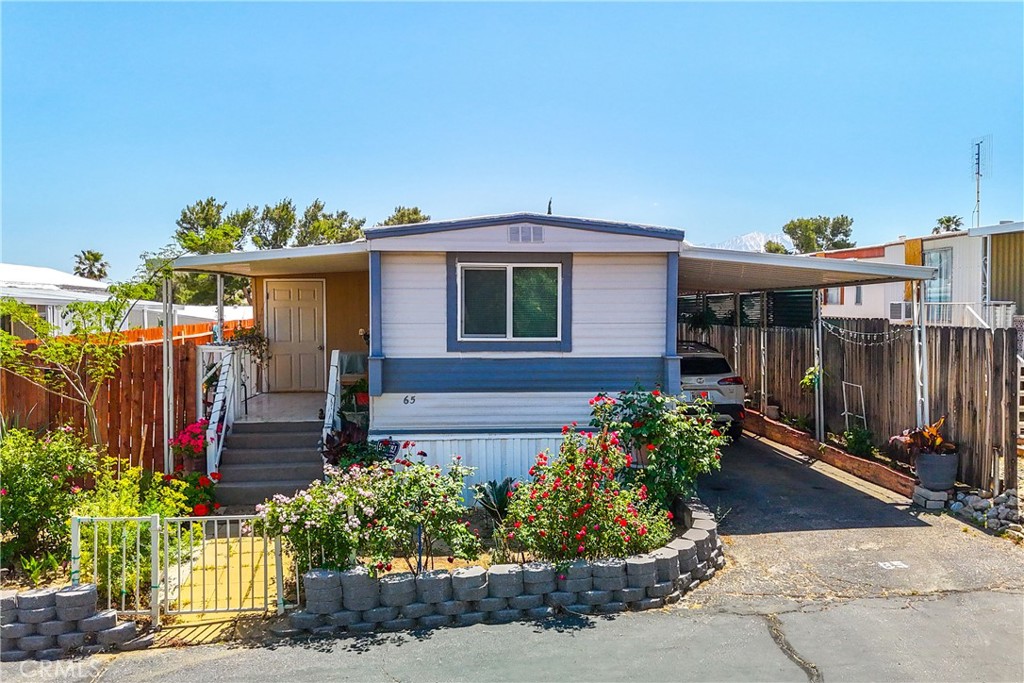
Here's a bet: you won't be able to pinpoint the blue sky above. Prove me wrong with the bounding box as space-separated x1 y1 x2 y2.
2 2 1022 281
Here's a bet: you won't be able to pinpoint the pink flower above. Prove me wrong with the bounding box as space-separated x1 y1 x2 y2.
0 488 6 496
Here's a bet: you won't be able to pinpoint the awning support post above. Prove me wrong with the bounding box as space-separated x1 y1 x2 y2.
813 291 824 443
911 281 931 427
215 274 225 343
161 276 174 472
759 292 767 414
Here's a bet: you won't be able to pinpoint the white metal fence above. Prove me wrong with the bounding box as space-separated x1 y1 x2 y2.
70 514 295 622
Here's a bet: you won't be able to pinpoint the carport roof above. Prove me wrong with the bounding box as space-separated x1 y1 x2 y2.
169 241 369 277
678 245 936 293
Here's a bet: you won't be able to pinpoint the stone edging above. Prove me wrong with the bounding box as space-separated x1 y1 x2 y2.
281 500 725 636
0 584 151 662
744 410 916 497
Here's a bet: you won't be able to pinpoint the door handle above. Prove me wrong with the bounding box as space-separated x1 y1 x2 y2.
318 345 325 351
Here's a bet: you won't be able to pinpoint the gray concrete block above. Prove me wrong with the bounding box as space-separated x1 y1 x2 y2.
527 606 556 620
1 610 16 625
563 560 592 580
303 586 342 605
16 588 58 610
557 577 592 593
400 602 433 620
613 587 646 603
522 579 556 596
687 579 700 592
380 573 417 607
57 631 88 649
0 592 17 612
302 569 342 592
416 570 453 604
348 622 376 634
626 571 657 589
0 649 30 662
521 562 555 584
691 562 709 580
647 581 676 598
18 634 57 651
54 584 97 610
678 572 693 589
625 554 657 576
288 610 325 630
653 548 681 582
664 590 682 605
544 591 576 608
453 583 488 602
117 634 155 652
309 625 339 637
35 647 68 661
19 607 56 624
596 601 627 614
37 620 75 636
913 485 949 501
487 564 524 598
667 537 698 560
704 567 717 581
682 528 712 560
591 558 626 579
80 644 109 656
56 605 95 622
417 614 452 629
489 608 523 623
362 606 399 623
328 610 361 628
714 555 726 570
680 554 700 572
340 567 379 611
454 612 485 627
434 600 468 616
1 622 34 639
381 618 418 632
78 609 117 632
635 597 664 611
451 566 487 591
508 594 544 610
305 598 343 615
593 576 627 591
474 597 508 612
565 604 593 615
578 590 612 606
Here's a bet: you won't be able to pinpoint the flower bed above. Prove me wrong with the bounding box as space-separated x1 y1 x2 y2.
281 498 725 636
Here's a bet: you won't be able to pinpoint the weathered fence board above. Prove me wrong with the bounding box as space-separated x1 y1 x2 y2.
705 320 1018 491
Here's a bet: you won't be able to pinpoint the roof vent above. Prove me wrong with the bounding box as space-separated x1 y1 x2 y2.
509 225 544 243
999 220 1014 224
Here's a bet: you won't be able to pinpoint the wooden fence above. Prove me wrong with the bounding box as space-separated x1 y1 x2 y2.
703 319 1019 491
0 320 252 471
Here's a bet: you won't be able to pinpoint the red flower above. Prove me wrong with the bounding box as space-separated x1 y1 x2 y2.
651 390 661 397
213 502 221 510
193 503 210 516
162 474 173 482
198 475 212 487
666 511 674 520
646 444 656 451
711 429 721 437
210 472 221 482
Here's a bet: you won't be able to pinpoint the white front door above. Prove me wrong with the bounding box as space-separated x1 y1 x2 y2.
265 279 325 392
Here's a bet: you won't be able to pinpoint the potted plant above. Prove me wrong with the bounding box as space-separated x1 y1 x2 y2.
342 378 370 411
889 416 958 490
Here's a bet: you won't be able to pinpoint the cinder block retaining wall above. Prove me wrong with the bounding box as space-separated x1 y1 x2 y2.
0 585 150 662
284 500 725 636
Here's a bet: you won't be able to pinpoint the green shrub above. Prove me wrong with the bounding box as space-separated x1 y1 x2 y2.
843 425 874 458
72 458 195 606
500 422 672 563
0 426 98 566
591 390 729 509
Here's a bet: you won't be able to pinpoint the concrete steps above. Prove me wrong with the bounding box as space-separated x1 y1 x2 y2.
216 421 322 506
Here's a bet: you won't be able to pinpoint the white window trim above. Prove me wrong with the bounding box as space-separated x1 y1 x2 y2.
456 262 563 342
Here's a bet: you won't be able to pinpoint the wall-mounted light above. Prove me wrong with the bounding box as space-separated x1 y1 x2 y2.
358 328 370 346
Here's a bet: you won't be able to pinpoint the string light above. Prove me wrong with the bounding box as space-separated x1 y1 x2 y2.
821 320 910 347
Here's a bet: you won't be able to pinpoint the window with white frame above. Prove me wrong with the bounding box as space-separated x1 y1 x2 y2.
824 287 842 305
854 286 863 305
922 248 952 303
459 263 560 340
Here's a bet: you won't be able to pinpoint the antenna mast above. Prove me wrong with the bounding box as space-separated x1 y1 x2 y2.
971 135 992 229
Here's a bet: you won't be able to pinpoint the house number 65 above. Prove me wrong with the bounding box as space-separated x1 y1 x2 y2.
403 395 416 405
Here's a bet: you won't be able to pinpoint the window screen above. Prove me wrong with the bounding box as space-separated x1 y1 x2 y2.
512 267 558 338
462 268 507 336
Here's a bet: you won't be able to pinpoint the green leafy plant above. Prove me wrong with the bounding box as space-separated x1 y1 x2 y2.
686 308 716 334
472 477 516 526
799 365 821 392
889 416 957 456
0 426 97 566
341 378 370 411
19 552 60 587
500 414 672 564
590 389 730 510
227 323 269 366
162 469 220 515
842 425 875 458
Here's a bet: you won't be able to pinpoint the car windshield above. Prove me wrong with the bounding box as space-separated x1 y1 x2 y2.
680 357 732 376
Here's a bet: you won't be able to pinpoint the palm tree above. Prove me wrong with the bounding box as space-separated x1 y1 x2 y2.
73 250 109 280
932 215 963 235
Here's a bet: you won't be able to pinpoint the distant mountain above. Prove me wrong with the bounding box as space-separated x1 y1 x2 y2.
706 232 796 253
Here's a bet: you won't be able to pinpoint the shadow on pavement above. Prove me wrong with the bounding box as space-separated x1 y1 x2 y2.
698 435 929 535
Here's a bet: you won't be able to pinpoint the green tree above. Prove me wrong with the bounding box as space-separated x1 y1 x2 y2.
782 215 855 253
293 199 367 246
932 215 964 234
378 206 430 226
252 199 297 250
764 240 790 254
73 250 109 280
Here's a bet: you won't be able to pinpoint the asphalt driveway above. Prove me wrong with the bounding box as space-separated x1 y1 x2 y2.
5 434 1023 682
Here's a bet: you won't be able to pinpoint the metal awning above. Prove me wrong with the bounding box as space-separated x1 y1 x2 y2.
169 241 369 277
678 245 936 293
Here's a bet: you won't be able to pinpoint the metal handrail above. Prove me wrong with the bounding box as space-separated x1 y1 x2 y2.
206 350 236 474
322 350 342 450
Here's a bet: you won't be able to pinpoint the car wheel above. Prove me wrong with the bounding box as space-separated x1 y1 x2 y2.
727 422 743 440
